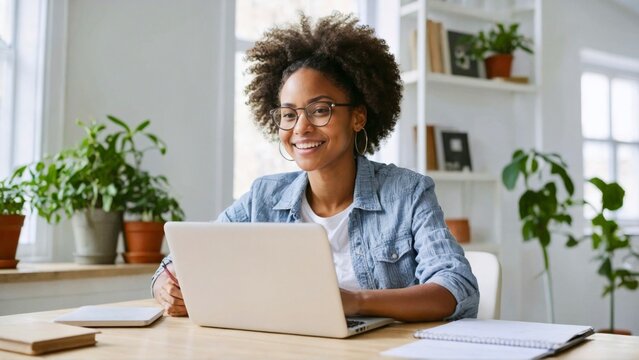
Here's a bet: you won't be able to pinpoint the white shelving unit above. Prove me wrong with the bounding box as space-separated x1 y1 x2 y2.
389 0 542 254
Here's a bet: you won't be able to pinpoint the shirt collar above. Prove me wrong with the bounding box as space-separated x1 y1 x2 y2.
272 156 382 212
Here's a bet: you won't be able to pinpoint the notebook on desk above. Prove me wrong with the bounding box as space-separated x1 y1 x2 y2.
382 318 594 360
54 306 163 327
0 322 99 355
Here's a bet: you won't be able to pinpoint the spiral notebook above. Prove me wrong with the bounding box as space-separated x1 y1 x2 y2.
382 319 594 360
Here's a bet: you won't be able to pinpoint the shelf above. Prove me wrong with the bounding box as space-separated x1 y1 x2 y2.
427 73 537 92
427 171 498 182
400 1 419 17
461 242 500 254
426 0 534 22
401 71 536 93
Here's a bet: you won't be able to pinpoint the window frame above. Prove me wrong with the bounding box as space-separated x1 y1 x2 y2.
581 62 639 228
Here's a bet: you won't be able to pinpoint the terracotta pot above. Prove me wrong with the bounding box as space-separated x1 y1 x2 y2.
0 215 25 269
445 218 471 244
123 221 165 262
122 252 165 264
598 329 632 335
485 54 513 79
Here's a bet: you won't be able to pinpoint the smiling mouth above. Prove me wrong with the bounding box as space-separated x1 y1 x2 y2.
293 141 325 150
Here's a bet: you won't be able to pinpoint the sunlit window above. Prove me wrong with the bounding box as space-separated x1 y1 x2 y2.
581 71 639 223
233 0 359 199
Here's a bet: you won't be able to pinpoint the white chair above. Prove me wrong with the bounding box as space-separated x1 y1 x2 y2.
465 251 502 320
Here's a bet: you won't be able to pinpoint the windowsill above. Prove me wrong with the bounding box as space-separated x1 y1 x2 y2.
0 263 158 283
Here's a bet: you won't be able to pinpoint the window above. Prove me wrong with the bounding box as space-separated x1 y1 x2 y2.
581 70 639 224
1 0 49 259
233 0 359 199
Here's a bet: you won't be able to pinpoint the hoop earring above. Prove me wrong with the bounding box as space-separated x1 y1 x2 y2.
355 128 369 156
279 141 294 161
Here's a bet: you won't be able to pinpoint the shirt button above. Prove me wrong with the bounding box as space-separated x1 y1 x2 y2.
391 253 398 259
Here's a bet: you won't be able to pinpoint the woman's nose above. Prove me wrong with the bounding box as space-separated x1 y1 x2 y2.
293 110 313 134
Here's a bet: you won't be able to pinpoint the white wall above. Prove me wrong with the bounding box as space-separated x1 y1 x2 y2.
527 0 639 333
51 0 235 261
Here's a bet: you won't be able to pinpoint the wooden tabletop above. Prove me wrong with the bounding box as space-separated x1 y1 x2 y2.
0 299 637 359
0 263 158 283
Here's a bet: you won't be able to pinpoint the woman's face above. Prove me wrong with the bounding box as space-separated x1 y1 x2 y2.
278 68 365 173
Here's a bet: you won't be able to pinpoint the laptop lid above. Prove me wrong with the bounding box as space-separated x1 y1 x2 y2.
164 222 353 338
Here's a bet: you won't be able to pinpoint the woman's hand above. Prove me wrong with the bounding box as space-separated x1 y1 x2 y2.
340 288 363 316
153 263 188 317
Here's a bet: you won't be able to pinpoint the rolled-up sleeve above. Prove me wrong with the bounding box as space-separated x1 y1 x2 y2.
411 178 479 320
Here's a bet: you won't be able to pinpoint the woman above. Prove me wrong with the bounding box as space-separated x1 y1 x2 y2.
152 13 479 321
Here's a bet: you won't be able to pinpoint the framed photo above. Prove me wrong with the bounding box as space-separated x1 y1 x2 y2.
447 30 480 78
440 131 472 171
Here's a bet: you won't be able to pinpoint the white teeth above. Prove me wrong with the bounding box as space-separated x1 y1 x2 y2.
295 142 323 149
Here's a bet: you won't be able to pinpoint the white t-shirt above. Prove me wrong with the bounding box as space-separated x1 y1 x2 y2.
300 194 361 291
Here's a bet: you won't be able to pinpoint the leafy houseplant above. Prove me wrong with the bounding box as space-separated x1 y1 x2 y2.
17 115 166 264
0 178 27 268
502 149 577 323
567 178 639 334
464 22 533 79
122 169 184 263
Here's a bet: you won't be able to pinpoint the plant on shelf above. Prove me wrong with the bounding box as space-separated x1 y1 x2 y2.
122 168 184 264
464 22 533 79
17 115 166 264
502 149 577 323
0 177 27 269
566 178 639 335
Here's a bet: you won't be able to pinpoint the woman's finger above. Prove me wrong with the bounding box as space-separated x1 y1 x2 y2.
160 286 185 306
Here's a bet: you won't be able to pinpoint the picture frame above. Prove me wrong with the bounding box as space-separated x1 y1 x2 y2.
440 131 472 171
447 30 480 78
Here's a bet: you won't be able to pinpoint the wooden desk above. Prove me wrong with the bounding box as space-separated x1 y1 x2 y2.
0 299 637 359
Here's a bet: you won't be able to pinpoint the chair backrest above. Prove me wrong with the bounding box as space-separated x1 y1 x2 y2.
465 251 502 320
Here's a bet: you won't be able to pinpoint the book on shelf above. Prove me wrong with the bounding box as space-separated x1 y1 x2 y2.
382 318 594 360
427 19 444 73
413 125 439 171
409 29 418 71
0 322 100 355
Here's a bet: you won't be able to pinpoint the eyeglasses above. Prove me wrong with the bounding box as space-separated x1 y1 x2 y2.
270 101 353 131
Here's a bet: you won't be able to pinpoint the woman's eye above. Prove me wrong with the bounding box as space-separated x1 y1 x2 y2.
312 107 330 116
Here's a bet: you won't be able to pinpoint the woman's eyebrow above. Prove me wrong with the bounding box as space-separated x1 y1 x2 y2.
281 95 334 107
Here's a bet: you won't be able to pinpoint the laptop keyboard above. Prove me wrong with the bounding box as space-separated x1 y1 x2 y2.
347 320 366 328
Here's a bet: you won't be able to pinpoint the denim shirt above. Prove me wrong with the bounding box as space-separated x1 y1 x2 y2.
153 156 479 320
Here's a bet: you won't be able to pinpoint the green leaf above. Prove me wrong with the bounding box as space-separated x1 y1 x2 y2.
134 119 151 133
502 150 526 190
598 258 612 278
592 232 602 249
107 115 130 132
565 235 579 247
550 162 574 195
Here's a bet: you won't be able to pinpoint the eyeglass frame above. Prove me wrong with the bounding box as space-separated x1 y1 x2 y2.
269 100 354 131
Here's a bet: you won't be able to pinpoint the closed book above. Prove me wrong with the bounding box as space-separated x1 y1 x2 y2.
426 125 439 170
0 322 99 355
427 20 443 73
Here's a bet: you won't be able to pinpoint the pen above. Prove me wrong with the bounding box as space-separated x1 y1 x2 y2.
161 261 180 286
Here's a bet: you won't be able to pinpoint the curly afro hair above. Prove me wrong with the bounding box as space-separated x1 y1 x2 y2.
244 12 403 155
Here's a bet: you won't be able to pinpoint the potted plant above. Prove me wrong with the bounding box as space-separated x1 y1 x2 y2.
502 149 577 323
464 22 533 79
122 169 184 264
0 178 27 269
566 178 639 335
19 115 165 264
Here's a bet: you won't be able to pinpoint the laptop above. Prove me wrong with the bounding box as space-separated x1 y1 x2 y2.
164 222 394 338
